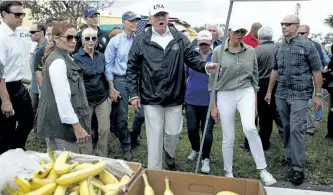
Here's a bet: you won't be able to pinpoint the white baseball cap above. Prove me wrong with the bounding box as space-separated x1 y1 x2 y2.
197 30 212 45
149 3 169 16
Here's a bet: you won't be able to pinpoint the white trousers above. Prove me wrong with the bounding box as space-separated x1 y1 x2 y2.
217 87 267 173
144 105 183 169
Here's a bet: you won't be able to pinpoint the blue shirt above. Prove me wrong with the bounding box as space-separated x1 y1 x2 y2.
105 31 134 81
185 51 212 106
73 48 108 105
322 48 329 65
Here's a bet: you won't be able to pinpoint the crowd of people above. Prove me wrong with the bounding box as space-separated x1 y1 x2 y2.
0 0 332 187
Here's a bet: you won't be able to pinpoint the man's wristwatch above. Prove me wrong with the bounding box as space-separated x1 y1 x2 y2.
315 93 322 97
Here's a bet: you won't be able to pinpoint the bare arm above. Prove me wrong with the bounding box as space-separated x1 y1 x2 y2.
267 69 277 94
0 78 10 103
312 70 322 94
36 71 43 88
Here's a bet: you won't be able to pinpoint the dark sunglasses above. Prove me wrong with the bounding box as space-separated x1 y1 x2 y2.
8 11 25 18
60 35 80 42
84 37 97 41
233 29 247 35
298 32 307 35
29 31 40 34
199 43 210 47
280 23 298 27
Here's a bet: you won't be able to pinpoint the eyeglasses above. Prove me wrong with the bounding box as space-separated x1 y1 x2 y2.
7 11 25 18
199 43 210 47
84 37 97 41
298 32 308 35
29 31 40 34
60 35 80 42
280 23 298 27
233 29 247 35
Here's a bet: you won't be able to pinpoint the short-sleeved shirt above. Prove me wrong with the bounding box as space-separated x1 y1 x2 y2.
184 51 212 106
31 39 48 94
273 36 322 100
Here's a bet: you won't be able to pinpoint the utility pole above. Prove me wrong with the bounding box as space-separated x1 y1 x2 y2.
295 2 301 16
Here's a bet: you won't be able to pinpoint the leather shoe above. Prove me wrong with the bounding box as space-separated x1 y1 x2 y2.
124 150 133 161
165 151 175 170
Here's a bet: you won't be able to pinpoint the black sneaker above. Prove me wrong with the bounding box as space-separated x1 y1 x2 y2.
165 150 176 170
281 159 291 167
124 150 133 161
291 170 304 185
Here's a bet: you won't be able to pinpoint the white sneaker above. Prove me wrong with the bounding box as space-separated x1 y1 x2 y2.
201 158 210 173
187 150 198 160
225 172 234 178
260 169 277 186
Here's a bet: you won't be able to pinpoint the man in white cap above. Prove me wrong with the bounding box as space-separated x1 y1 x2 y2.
126 2 218 170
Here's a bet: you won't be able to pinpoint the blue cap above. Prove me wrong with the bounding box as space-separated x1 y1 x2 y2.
122 11 141 21
84 7 100 17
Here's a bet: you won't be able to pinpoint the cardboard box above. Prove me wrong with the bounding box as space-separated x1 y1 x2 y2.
123 162 142 192
127 169 267 195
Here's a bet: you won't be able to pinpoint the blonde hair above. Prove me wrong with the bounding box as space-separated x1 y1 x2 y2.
82 27 97 38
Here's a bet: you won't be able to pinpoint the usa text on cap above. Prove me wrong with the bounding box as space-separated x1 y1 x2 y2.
149 3 169 16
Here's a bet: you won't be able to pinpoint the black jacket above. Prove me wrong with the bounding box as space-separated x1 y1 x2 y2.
126 24 207 107
74 26 110 54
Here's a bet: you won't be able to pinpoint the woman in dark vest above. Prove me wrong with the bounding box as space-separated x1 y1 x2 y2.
37 21 92 153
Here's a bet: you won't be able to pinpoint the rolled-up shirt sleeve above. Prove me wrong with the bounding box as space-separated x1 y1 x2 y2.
105 38 116 81
0 61 3 79
251 52 260 92
208 48 218 92
49 59 79 124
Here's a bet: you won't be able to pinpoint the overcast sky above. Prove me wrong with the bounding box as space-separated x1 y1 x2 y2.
106 0 333 40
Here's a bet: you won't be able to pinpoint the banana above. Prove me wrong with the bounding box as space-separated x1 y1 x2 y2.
54 185 68 195
99 170 119 184
89 178 97 195
72 163 94 172
14 176 32 193
47 148 56 163
33 161 54 178
25 183 57 195
164 177 174 195
29 169 58 189
71 185 80 193
120 175 131 184
56 161 106 185
69 192 79 195
80 180 90 195
97 189 102 195
54 151 80 175
91 177 105 185
91 179 122 193
4 184 24 195
216 191 239 195
142 173 155 195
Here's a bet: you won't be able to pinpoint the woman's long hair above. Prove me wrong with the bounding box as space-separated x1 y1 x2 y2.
42 21 74 66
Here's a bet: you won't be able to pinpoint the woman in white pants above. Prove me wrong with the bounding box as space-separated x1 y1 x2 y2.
209 25 277 186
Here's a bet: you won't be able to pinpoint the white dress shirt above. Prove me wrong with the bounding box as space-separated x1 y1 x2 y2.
151 27 173 50
49 59 79 125
0 22 24 82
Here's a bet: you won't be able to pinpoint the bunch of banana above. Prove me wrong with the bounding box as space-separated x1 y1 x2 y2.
4 150 133 195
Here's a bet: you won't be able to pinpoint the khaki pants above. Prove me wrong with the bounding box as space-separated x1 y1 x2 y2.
144 105 183 170
81 99 110 157
45 137 79 153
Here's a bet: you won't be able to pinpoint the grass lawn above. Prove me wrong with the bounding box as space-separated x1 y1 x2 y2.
26 98 333 187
